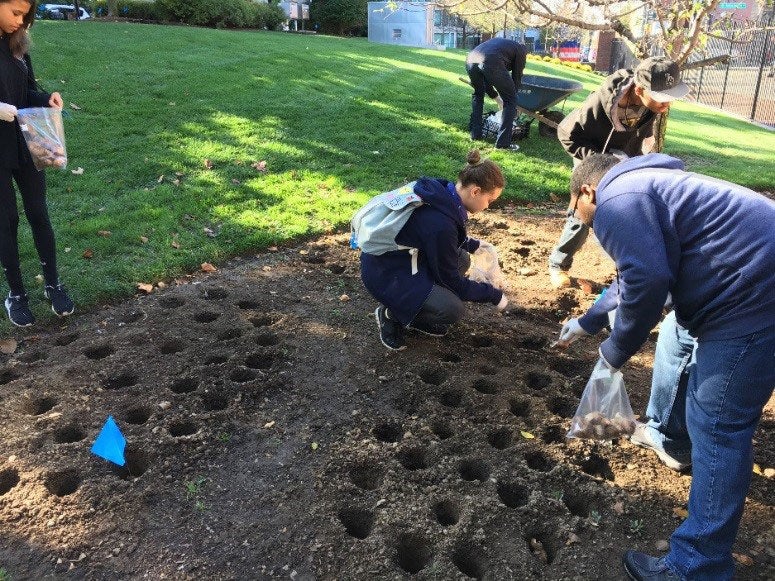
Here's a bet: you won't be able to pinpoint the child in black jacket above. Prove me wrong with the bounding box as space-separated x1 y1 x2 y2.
0 0 73 326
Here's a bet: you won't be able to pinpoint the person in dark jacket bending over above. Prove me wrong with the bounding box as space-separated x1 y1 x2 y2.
0 0 74 326
548 57 688 289
555 153 775 581
466 38 527 150
361 150 508 351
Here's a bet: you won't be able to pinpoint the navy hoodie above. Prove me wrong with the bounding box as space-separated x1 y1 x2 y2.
360 178 503 325
579 154 775 369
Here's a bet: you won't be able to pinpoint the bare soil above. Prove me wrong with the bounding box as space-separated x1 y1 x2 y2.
0 204 772 580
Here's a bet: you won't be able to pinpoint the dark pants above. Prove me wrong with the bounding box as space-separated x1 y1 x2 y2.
466 62 517 148
0 162 58 295
409 250 469 328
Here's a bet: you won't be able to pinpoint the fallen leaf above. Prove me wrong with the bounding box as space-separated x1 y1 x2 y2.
97 230 111 237
157 175 164 183
263 421 275 429
549 192 560 203
156 281 167 289
171 241 180 249
655 540 670 552
136 283 154 294
311 442 319 450
339 294 350 302
139 236 149 243
0 339 18 354
764 468 775 478
64 247 71 253
251 160 267 172
71 167 84 175
82 248 93 259
231 178 241 185
200 262 217 273
733 553 754 566
203 227 216 238
69 102 81 110
520 430 535 439
566 533 581 546
34 274 44 284
612 501 625 515
203 159 213 169
673 507 689 519
752 463 763 475
172 179 180 186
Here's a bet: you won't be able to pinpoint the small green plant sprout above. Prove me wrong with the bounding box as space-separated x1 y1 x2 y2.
184 476 206 499
589 509 602 527
195 499 207 512
550 490 564 502
0 567 10 581
629 518 645 535
216 431 231 443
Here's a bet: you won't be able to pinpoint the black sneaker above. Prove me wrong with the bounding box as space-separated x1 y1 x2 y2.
374 306 406 351
5 293 35 327
406 319 448 337
43 283 75 316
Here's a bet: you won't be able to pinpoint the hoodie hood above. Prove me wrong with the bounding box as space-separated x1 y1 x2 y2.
597 153 685 192
413 177 468 226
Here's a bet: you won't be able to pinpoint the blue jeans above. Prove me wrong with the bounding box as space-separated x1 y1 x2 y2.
656 321 775 580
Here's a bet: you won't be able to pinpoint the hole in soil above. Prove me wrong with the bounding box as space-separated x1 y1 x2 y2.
518 335 547 350
478 364 497 376
580 454 615 481
0 368 21 385
394 533 434 574
541 425 566 444
432 498 460 526
0 468 20 495
487 428 513 450
250 313 281 327
441 352 461 363
54 332 79 346
120 311 145 324
201 287 228 300
419 368 447 386
171 377 199 394
18 350 47 363
102 371 139 390
44 469 80 497
206 354 229 365
159 339 186 355
398 447 432 470
122 406 152 425
509 397 531 418
430 419 453 440
328 263 346 275
111 446 150 479
452 543 487 579
337 507 374 539
230 368 256 383
169 420 197 437
548 396 577 418
159 297 184 309
515 247 530 257
563 493 592 517
245 352 273 370
236 299 261 310
472 378 499 395
439 389 463 408
193 310 220 323
549 357 588 378
556 292 579 312
525 372 551 391
459 458 491 482
525 534 556 565
22 396 57 415
255 331 279 346
497 480 529 508
217 328 243 341
525 451 556 472
53 424 86 444
469 335 493 348
373 421 404 443
201 391 228 411
349 463 385 491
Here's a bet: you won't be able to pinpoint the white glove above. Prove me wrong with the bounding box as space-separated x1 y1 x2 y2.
478 240 495 252
496 294 508 311
495 95 504 110
556 318 589 347
0 102 18 122
598 347 619 373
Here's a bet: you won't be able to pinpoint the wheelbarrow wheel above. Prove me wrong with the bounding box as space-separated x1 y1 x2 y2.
538 110 566 138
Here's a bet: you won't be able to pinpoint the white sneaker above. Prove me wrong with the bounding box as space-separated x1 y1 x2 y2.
630 424 691 472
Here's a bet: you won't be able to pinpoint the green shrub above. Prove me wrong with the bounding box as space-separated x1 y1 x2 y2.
252 2 286 30
155 0 283 29
91 0 160 19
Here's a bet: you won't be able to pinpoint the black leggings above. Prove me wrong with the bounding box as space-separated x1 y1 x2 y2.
0 162 58 295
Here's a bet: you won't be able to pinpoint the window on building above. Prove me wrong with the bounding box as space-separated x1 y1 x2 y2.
392 28 402 39
433 9 442 26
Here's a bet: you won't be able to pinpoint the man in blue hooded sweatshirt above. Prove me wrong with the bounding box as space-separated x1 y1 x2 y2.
555 153 775 580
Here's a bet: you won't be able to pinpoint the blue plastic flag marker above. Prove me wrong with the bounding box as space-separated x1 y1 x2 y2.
91 416 126 466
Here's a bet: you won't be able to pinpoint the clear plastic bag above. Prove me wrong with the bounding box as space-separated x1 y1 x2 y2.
469 243 504 289
566 359 637 440
16 107 67 170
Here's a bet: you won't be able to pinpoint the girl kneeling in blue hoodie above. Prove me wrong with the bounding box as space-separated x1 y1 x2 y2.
361 150 508 351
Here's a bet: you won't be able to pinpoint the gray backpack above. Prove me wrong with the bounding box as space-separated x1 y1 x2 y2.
350 182 423 273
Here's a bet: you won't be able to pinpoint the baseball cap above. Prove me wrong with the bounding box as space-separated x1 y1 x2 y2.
634 57 689 102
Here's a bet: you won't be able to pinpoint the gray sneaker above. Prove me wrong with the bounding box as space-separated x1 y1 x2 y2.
630 424 691 472
5 293 35 327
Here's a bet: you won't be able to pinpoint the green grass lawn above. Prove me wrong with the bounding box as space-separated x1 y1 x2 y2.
5 21 773 331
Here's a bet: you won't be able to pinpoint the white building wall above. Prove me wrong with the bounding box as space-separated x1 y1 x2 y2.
368 2 434 48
